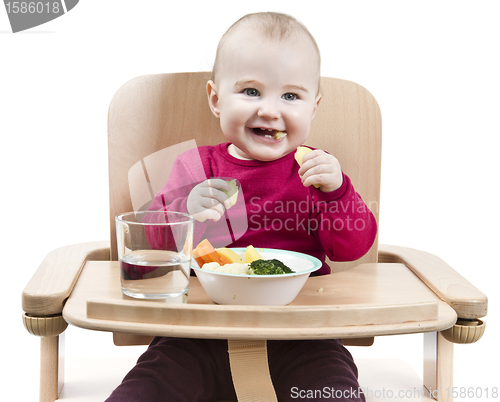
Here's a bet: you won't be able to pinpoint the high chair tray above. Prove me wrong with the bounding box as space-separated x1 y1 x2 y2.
63 261 457 340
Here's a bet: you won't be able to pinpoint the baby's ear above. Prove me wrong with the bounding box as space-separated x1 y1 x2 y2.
311 93 322 121
206 81 220 118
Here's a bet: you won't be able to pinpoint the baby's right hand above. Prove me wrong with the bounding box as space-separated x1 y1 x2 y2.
187 179 233 222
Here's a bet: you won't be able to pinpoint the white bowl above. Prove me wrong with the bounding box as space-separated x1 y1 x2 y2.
191 248 322 305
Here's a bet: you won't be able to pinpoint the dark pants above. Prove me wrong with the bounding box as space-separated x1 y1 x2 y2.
105 337 365 402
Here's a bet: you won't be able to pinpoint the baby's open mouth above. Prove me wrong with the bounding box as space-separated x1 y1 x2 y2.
251 127 287 140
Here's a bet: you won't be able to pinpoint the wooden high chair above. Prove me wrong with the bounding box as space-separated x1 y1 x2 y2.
22 72 487 402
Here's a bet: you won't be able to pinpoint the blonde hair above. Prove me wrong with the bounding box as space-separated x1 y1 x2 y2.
211 12 321 85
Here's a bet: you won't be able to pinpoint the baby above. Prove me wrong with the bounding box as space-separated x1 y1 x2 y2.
107 12 375 402
189 11 341 223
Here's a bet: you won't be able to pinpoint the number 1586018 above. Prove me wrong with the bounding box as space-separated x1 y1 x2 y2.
5 2 61 14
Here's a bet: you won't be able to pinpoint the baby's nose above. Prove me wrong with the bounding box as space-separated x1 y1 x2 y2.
257 100 281 120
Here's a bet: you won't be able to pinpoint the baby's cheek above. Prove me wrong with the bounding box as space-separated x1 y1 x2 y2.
219 118 237 138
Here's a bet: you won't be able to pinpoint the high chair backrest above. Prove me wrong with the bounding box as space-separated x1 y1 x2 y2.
108 72 382 272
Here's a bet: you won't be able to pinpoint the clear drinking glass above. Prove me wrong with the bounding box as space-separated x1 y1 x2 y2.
115 211 194 299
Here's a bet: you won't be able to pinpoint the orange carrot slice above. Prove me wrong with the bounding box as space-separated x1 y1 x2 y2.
192 248 206 267
218 254 233 265
194 239 222 265
194 239 231 267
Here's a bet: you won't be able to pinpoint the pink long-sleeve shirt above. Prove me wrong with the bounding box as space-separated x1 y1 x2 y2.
149 143 377 275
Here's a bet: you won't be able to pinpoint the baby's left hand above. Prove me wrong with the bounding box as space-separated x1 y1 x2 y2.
298 149 343 192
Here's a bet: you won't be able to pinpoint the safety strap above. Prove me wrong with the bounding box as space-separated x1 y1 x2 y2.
227 339 278 402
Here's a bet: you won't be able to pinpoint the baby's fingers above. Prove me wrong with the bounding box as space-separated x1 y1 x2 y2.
191 208 224 223
298 151 343 192
196 180 230 205
206 178 232 193
300 164 333 188
187 179 231 222
207 178 240 210
299 153 331 183
298 151 331 175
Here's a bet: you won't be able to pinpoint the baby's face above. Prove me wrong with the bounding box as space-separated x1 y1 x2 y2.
207 31 321 161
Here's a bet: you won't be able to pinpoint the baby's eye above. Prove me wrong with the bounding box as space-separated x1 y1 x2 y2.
243 88 260 97
282 93 298 101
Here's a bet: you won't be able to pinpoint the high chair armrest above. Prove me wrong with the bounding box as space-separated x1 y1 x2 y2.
378 244 487 319
22 241 110 317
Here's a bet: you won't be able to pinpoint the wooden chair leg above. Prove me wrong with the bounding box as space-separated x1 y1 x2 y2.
424 331 454 401
40 333 64 402
22 312 68 402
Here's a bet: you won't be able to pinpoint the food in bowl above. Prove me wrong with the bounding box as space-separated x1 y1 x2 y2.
202 262 251 275
193 239 269 267
194 239 296 276
201 258 295 276
191 247 322 305
244 245 263 263
248 259 294 275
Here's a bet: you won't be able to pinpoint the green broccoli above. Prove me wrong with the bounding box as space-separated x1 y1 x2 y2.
249 259 295 275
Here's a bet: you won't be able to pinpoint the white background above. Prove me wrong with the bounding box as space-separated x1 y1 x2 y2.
2 1 499 400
